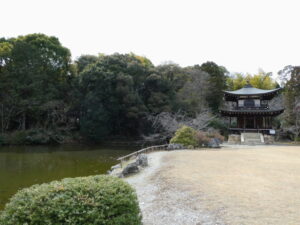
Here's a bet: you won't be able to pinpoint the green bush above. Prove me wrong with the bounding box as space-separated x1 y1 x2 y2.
170 125 198 147
170 126 225 147
208 118 228 137
25 129 63 145
7 130 28 145
295 136 300 142
4 129 64 145
0 175 142 225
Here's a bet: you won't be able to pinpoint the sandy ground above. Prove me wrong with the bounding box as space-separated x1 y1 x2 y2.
126 145 300 225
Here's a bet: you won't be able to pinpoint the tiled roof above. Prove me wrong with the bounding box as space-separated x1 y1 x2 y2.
224 85 281 96
220 108 284 116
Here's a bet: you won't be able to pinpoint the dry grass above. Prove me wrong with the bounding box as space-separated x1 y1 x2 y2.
160 146 300 225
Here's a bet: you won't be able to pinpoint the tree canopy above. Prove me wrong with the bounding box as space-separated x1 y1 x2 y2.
200 62 228 113
0 34 74 132
2 33 296 143
226 70 278 90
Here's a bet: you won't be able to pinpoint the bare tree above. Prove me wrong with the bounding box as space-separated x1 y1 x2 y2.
143 110 216 142
269 95 284 110
280 97 300 140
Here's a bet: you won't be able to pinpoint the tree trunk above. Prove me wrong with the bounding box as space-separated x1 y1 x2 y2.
22 112 26 130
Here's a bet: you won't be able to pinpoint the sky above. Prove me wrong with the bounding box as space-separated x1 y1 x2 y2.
1 0 300 76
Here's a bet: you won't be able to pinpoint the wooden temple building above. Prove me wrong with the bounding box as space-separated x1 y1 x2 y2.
220 84 284 138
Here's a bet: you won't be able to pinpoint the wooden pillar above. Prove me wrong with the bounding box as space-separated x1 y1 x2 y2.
254 117 256 129
229 117 231 128
271 117 273 129
243 116 245 131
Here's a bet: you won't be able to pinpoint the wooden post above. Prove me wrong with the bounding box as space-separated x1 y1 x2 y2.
229 117 231 128
271 117 273 129
265 117 267 128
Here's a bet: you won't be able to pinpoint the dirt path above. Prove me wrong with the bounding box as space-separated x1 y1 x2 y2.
126 145 300 225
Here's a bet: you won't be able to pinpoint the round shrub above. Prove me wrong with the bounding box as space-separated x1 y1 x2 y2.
170 125 198 147
7 130 28 145
0 175 142 225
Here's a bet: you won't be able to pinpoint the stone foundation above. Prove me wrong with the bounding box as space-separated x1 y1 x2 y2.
228 134 241 144
263 135 275 144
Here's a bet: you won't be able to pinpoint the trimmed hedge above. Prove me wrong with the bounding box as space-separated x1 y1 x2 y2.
0 175 142 225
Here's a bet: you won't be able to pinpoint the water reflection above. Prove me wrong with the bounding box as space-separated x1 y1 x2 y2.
0 145 135 210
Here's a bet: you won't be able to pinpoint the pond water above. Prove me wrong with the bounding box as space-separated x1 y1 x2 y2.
0 145 136 210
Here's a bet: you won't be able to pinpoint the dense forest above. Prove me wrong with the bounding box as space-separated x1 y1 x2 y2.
0 34 299 145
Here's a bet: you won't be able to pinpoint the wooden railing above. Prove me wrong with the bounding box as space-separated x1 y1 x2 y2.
117 144 169 166
233 105 269 110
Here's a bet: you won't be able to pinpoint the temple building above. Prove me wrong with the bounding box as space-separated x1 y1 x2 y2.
220 84 284 144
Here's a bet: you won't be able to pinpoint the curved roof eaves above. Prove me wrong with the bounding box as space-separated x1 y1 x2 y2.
223 87 282 96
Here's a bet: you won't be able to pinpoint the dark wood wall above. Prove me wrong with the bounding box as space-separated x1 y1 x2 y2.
235 116 272 129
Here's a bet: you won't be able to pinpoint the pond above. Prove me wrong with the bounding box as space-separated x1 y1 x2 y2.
0 145 136 210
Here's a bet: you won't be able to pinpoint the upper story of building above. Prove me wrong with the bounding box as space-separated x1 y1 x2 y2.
223 84 282 110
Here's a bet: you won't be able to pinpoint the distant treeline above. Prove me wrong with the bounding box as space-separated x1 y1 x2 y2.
0 33 299 143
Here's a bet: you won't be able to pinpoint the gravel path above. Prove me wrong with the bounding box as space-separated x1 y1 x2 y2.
126 151 224 225
126 145 300 225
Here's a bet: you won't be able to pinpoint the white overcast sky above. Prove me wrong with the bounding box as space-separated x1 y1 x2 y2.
1 0 300 76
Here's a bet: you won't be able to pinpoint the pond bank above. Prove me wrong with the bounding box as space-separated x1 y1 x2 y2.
126 145 300 225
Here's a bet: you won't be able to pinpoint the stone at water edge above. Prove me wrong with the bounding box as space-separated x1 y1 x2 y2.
137 154 148 167
111 164 121 170
122 162 140 177
109 154 149 177
108 164 122 176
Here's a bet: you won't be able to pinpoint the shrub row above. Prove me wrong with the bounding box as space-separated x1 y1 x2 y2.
170 125 224 148
0 129 64 145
